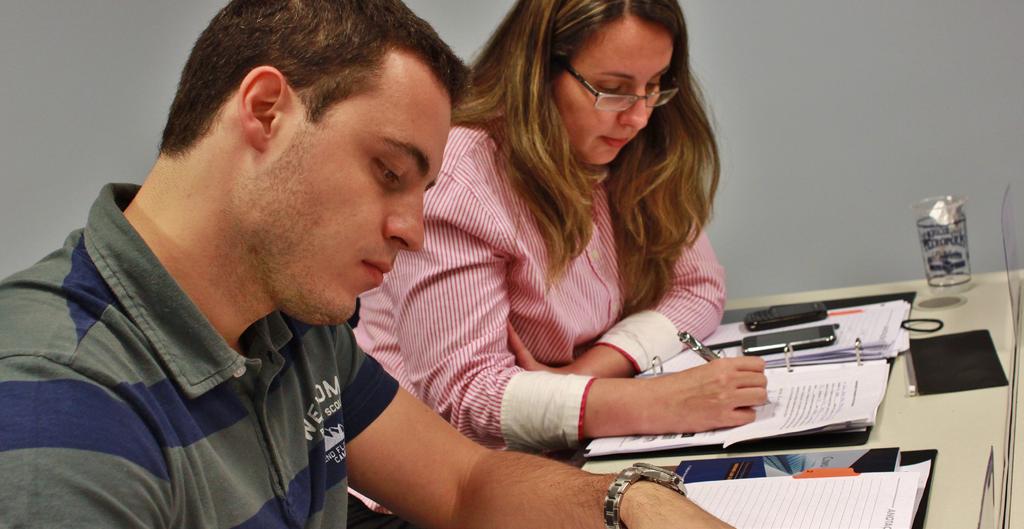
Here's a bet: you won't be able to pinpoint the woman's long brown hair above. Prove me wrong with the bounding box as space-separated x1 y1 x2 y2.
455 0 719 316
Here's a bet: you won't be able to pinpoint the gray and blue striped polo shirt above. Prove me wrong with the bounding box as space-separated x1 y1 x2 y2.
0 184 399 528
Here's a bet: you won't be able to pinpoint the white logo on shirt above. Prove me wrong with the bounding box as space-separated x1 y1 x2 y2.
303 376 343 441
324 424 345 451
324 423 347 464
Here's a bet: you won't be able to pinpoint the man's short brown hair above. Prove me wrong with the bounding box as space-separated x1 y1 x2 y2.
160 0 467 155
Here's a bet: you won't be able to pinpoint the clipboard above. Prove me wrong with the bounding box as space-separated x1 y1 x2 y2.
721 291 918 325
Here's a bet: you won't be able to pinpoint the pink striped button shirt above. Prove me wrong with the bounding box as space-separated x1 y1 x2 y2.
354 126 725 450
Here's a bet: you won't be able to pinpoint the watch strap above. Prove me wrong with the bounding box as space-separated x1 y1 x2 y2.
603 463 687 529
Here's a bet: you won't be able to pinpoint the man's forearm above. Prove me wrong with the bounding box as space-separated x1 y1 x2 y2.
450 450 730 529
451 450 610 529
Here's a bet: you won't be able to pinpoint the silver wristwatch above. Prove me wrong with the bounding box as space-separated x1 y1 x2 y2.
604 462 687 529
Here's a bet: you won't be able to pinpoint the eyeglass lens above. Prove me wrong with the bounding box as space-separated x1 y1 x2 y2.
594 89 678 111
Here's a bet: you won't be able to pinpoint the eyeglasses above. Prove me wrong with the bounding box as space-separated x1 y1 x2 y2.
560 61 679 112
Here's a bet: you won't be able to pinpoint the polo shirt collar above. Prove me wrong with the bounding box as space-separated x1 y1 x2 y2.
83 184 294 398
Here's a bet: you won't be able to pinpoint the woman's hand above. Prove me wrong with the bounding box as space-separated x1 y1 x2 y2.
508 323 637 377
644 356 768 432
582 356 768 438
507 323 567 373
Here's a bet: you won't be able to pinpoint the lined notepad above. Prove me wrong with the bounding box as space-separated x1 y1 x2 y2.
687 473 918 529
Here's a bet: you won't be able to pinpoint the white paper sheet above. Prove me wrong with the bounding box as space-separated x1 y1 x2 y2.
688 472 919 529
722 360 889 447
899 459 933 517
585 361 889 456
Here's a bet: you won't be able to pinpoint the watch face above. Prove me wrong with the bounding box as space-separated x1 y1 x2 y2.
635 462 673 477
634 463 687 495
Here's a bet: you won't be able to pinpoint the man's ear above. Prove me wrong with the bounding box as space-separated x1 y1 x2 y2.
236 66 298 153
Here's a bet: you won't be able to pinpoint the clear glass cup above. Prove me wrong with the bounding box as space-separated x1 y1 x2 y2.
912 195 971 290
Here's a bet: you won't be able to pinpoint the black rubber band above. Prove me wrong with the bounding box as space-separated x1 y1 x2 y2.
900 318 944 332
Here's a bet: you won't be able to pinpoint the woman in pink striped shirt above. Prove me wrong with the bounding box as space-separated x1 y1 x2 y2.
355 0 768 453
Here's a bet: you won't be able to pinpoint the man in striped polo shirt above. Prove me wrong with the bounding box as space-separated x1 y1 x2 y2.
0 1 730 528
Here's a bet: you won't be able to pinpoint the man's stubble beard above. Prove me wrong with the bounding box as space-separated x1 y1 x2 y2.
234 129 356 326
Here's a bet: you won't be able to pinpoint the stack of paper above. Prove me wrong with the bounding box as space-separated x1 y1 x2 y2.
585 360 890 457
687 472 920 529
674 447 935 527
655 301 911 373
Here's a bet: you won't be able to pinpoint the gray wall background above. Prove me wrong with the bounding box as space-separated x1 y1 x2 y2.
1 1 1021 299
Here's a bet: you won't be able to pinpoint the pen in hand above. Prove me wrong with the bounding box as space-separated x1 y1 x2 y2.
678 331 721 362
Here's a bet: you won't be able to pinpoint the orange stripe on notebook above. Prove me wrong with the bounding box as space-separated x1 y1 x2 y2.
794 468 860 479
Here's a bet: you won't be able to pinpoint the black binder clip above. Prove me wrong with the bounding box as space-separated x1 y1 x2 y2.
854 337 863 367
784 343 794 373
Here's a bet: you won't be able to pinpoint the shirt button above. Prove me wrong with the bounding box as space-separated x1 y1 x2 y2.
589 248 600 260
233 365 247 378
